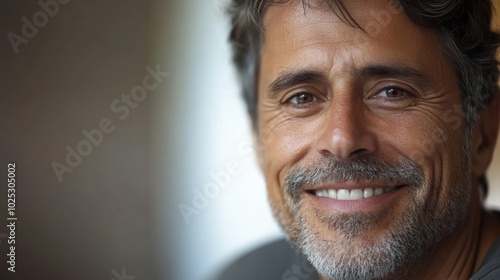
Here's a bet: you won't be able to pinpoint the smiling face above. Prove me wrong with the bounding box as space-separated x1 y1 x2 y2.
257 0 474 279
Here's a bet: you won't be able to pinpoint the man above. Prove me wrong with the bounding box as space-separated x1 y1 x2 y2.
219 0 500 279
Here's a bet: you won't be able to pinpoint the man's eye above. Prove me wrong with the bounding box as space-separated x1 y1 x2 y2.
287 92 318 105
378 87 411 98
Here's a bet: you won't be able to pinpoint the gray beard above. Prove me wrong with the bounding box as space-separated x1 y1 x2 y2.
272 155 471 280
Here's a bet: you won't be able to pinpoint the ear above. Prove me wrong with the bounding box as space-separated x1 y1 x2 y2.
471 92 500 179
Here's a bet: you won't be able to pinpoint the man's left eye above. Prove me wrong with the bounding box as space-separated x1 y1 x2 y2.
378 87 411 98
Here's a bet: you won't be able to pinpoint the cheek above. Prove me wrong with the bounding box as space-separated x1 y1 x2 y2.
258 116 323 217
259 113 328 179
260 126 310 189
375 106 462 161
379 110 466 199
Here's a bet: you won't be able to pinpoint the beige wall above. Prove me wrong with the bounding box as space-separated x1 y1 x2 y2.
0 1 160 279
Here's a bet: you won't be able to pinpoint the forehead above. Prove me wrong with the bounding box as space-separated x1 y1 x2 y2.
259 0 453 89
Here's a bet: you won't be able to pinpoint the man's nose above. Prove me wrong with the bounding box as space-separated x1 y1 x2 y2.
315 96 376 160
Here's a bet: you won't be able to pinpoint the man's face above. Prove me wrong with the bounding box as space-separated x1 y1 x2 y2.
257 0 472 278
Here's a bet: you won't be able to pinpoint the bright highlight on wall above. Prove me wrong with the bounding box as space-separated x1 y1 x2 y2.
154 1 283 280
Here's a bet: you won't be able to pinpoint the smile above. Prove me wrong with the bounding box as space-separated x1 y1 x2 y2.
313 187 398 201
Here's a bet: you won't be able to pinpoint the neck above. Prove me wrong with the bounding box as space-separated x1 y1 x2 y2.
389 191 500 280
415 195 483 280
406 190 500 280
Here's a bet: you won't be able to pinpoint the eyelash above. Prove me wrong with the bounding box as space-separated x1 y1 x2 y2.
284 91 322 108
371 86 416 104
282 85 415 109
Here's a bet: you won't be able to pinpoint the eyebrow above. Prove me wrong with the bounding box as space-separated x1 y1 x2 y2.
268 70 327 98
267 64 434 98
355 64 434 91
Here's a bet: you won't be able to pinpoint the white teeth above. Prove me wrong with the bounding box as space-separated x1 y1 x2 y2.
364 188 374 198
314 186 398 200
337 189 350 200
327 189 337 199
350 189 363 200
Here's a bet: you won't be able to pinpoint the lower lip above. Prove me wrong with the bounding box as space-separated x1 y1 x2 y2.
304 186 408 213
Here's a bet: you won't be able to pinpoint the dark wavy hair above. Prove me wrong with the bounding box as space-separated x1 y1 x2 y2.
227 0 500 196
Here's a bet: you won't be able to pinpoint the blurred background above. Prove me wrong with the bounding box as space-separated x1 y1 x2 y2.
0 1 499 280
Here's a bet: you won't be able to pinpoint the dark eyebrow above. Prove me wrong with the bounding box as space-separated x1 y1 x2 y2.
355 64 435 91
267 64 434 98
268 70 327 98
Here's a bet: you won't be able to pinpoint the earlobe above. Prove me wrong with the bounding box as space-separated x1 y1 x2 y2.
471 93 500 178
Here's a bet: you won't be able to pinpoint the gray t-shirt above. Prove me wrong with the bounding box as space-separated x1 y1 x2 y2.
470 239 500 280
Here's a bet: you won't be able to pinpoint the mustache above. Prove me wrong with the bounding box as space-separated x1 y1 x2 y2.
284 156 424 201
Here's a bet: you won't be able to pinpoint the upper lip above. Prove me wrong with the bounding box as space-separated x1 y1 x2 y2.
304 182 402 191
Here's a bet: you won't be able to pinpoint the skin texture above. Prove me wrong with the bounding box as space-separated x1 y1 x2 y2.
255 0 500 279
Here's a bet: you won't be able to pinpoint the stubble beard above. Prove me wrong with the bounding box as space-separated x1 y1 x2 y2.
270 156 470 280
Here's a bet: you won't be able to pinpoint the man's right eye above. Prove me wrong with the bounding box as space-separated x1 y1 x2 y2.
286 92 318 106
